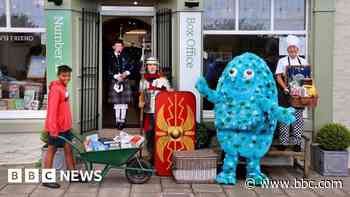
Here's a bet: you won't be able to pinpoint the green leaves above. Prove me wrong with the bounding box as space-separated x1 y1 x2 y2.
316 123 350 151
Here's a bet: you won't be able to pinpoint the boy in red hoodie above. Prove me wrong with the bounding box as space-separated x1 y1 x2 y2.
44 65 75 188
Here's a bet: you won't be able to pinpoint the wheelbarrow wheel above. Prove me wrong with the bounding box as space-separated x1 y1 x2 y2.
125 158 152 184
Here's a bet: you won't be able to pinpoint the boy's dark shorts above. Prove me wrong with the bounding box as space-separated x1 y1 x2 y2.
48 131 73 147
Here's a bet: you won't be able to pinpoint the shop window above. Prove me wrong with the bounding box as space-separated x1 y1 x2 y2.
0 0 5 27
203 35 305 110
204 0 306 31
204 0 235 30
274 0 305 30
239 0 271 30
10 0 45 28
0 33 47 111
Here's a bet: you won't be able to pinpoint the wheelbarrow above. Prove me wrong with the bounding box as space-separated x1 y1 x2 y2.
58 133 154 184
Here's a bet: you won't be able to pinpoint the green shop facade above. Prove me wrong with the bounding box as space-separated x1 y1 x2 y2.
0 0 346 164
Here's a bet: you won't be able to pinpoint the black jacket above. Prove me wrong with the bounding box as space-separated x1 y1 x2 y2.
106 50 133 80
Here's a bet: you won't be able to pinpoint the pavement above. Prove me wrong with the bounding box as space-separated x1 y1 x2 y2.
0 164 350 197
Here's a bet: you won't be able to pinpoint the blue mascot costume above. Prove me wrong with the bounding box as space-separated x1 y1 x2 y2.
196 52 296 185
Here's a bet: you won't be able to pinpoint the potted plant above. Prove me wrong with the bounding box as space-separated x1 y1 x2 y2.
40 130 67 170
195 122 216 149
313 123 350 176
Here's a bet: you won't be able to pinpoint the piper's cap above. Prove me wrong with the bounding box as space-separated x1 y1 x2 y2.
145 57 159 65
286 35 300 49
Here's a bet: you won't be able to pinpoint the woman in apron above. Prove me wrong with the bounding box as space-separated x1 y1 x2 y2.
275 35 308 152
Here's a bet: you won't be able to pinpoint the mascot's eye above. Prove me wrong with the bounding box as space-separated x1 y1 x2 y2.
229 68 237 77
244 69 254 80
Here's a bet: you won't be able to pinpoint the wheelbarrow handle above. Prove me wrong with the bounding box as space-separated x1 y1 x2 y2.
70 132 85 144
57 135 85 154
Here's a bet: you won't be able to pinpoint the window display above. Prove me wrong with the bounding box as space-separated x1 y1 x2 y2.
0 33 46 111
203 35 306 110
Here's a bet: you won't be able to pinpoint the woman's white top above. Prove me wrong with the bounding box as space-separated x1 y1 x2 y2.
275 56 308 75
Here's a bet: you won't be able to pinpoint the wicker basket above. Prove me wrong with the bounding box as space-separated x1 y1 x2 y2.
289 95 318 108
172 149 218 184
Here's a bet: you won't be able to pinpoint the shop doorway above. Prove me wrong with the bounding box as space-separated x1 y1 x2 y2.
101 15 153 128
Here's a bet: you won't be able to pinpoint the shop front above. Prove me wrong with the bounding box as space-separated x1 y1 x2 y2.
0 0 337 164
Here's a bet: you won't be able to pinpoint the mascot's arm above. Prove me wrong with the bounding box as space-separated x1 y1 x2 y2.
258 97 296 125
195 77 219 103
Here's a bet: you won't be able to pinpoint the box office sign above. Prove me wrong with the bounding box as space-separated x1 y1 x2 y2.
46 10 72 82
179 11 202 121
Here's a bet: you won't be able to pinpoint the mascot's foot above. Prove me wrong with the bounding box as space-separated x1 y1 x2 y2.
246 173 269 186
216 172 237 185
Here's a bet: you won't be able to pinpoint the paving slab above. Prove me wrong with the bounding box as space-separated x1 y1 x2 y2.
29 187 66 197
224 189 257 197
131 192 162 197
66 182 99 193
311 188 349 197
162 193 194 197
64 193 97 197
162 187 193 193
162 183 191 189
223 182 257 197
0 194 27 197
0 184 37 195
99 177 131 188
194 192 227 197
192 184 223 193
283 188 318 197
131 184 162 193
98 187 130 197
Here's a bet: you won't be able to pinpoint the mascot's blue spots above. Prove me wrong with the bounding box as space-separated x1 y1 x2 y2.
196 52 296 185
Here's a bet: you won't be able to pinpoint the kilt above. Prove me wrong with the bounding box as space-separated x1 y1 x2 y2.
108 79 132 104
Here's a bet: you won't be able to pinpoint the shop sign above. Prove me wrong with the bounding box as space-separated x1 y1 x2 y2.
46 10 72 83
0 34 34 42
179 11 202 121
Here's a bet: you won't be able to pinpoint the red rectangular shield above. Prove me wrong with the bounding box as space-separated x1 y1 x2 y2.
154 91 196 176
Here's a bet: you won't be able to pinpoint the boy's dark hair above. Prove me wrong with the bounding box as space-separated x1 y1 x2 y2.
114 39 124 45
57 65 72 75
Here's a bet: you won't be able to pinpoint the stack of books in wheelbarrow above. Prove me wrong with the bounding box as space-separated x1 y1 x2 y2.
84 132 144 152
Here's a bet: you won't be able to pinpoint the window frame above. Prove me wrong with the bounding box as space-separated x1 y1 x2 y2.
203 0 309 119
0 0 46 119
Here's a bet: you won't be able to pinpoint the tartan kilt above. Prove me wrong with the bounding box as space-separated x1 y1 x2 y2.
108 79 132 104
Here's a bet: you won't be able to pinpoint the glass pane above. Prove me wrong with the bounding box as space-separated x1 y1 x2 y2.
203 35 280 110
0 33 47 111
274 0 305 30
204 0 235 30
10 0 45 28
239 0 271 30
0 0 6 27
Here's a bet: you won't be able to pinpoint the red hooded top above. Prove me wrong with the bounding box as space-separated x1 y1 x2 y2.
45 80 72 137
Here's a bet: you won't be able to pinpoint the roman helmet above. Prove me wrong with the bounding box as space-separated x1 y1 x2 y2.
144 57 160 74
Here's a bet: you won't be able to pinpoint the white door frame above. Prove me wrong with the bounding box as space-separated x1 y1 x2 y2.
98 5 157 129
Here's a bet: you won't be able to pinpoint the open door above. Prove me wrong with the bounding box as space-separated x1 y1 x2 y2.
80 9 100 134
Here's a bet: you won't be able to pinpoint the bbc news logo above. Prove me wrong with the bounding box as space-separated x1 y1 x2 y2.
8 169 102 183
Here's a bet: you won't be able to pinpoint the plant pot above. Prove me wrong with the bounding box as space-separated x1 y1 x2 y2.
312 144 349 176
41 146 66 170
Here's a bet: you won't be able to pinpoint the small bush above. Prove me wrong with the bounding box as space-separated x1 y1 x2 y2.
316 123 350 151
